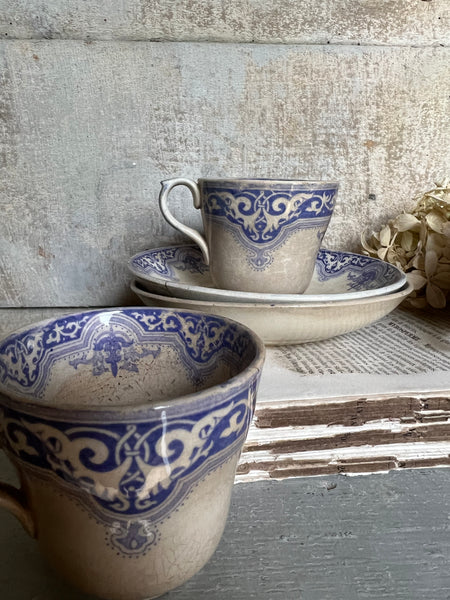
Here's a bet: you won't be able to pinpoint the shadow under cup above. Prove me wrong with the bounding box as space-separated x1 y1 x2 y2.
0 308 265 600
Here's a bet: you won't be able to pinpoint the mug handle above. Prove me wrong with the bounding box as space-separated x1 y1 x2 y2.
0 463 36 538
159 178 210 264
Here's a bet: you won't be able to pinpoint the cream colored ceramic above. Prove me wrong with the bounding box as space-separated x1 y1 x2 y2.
128 245 407 304
131 280 414 346
0 308 265 600
159 178 338 293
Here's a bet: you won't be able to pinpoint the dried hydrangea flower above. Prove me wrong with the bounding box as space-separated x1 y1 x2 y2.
361 180 450 309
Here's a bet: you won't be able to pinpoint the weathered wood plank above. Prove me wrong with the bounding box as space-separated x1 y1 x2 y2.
1 41 449 306
1 0 449 46
237 441 450 480
224 470 450 600
254 395 450 428
1 465 450 599
245 420 450 454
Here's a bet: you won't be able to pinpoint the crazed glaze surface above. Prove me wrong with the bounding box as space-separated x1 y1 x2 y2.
131 280 414 346
129 244 407 304
200 179 337 270
0 307 265 599
159 178 338 294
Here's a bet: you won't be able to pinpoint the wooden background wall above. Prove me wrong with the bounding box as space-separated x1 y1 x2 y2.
1 1 449 309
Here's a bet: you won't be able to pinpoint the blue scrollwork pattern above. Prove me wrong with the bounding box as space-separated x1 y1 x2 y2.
132 246 399 293
0 310 251 397
316 249 398 290
0 309 259 556
132 246 208 279
202 186 337 269
0 383 256 555
69 328 161 377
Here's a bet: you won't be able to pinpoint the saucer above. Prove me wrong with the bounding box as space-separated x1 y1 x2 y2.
131 279 413 345
128 245 407 304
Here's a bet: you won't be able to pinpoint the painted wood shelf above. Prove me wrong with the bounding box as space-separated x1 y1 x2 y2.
1 456 450 600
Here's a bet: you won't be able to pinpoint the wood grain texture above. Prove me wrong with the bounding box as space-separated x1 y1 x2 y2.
169 469 450 600
237 441 450 480
0 308 86 336
1 0 449 46
1 41 449 306
1 461 450 599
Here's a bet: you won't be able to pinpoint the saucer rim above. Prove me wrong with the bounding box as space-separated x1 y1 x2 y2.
128 244 408 305
130 280 414 345
131 279 413 309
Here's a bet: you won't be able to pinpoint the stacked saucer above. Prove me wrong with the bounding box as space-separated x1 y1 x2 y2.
128 244 412 345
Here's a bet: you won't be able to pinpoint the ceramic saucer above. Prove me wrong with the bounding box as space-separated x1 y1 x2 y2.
131 279 413 345
128 245 407 304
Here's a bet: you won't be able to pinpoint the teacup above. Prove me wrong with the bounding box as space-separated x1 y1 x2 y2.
0 308 265 600
159 177 339 294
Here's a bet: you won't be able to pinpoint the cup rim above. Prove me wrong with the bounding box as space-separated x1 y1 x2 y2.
198 177 339 187
0 307 266 421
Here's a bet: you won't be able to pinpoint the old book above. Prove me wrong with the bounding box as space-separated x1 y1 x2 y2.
238 307 450 481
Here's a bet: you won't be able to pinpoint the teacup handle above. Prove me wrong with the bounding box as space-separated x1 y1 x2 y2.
0 462 36 538
159 178 210 264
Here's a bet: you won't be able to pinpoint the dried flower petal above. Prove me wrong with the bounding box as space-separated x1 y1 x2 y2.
442 222 450 238
392 213 421 232
425 249 438 278
361 230 378 253
379 224 392 247
410 253 425 270
407 271 427 290
360 180 450 309
426 232 444 253
426 283 447 309
431 271 450 290
419 220 428 246
377 246 389 260
400 230 414 252
426 209 448 233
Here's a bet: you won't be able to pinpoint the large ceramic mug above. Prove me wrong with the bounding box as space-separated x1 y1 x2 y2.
159 177 339 293
0 308 265 600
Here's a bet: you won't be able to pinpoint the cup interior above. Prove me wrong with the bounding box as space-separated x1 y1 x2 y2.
0 308 262 409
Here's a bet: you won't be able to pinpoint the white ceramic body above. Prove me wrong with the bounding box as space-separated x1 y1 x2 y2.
128 245 407 304
131 280 414 346
0 308 265 600
13 455 239 599
159 178 338 294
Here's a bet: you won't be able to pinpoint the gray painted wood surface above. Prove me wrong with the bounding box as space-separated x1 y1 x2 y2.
1 40 449 306
1 456 450 599
1 0 449 45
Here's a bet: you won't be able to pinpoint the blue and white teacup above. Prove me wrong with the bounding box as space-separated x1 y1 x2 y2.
0 308 265 600
159 177 339 294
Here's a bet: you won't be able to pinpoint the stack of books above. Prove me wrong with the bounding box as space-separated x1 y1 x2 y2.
237 307 450 482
